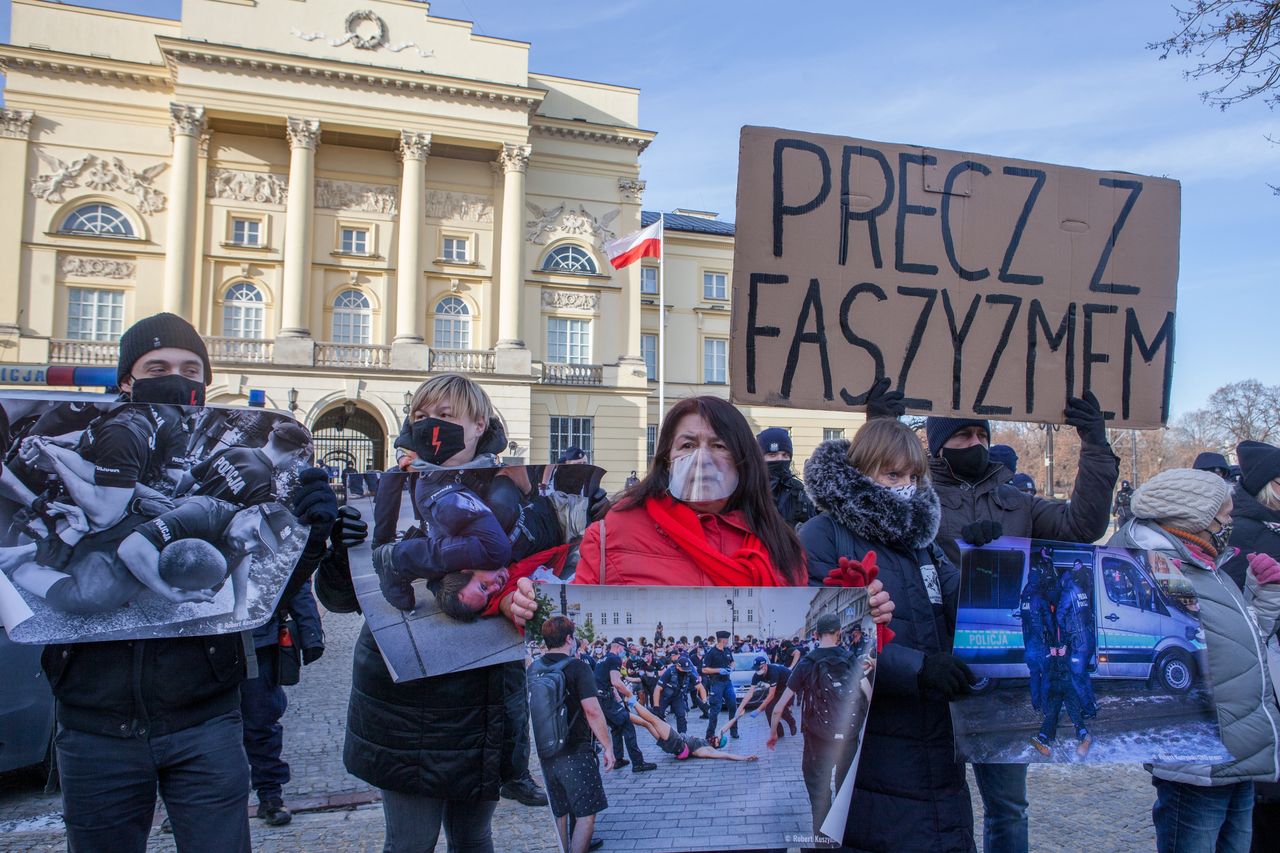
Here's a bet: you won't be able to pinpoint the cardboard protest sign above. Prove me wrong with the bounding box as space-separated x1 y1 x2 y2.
527 586 875 852
731 126 1180 428
352 463 605 683
950 537 1227 764
0 393 309 644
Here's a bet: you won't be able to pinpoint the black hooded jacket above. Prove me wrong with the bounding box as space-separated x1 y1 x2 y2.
1224 486 1280 592
799 440 974 853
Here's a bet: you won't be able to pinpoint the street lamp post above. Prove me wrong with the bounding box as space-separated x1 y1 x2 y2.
726 598 735 640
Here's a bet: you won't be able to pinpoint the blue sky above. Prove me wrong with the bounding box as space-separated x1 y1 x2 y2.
3 0 1276 418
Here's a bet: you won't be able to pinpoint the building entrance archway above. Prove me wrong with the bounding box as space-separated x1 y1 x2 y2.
312 403 386 473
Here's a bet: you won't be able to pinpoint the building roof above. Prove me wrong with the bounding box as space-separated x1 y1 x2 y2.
642 210 735 236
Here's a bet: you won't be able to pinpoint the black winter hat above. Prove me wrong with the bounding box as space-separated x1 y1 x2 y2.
925 416 990 457
117 312 212 384
1192 451 1230 474
989 444 1018 473
1238 441 1280 496
757 427 792 457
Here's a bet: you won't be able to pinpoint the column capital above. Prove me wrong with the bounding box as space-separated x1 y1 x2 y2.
398 130 432 161
0 109 34 141
286 117 322 151
618 178 646 203
498 142 531 174
169 103 206 139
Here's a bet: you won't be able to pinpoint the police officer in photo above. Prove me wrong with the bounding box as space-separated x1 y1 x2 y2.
757 427 816 528
183 420 311 507
652 654 701 734
1020 554 1056 713
701 630 739 741
1056 558 1098 717
594 637 656 773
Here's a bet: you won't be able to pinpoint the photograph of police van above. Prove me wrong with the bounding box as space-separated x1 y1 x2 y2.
949 536 1227 765
954 540 1205 694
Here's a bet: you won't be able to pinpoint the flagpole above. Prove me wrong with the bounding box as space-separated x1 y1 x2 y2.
658 212 666 426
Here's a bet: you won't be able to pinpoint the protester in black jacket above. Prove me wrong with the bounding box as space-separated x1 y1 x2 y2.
39 313 341 853
800 420 975 852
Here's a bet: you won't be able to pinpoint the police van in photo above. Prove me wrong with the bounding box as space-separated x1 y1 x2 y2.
955 540 1207 695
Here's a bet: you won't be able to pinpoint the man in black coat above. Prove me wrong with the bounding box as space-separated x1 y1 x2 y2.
757 427 816 528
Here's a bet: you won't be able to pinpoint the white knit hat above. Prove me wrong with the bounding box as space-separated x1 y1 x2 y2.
1130 468 1231 532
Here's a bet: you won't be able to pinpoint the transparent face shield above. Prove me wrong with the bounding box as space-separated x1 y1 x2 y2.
668 446 739 503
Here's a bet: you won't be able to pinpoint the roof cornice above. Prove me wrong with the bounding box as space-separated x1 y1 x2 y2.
155 37 547 115
0 45 170 88
531 116 655 153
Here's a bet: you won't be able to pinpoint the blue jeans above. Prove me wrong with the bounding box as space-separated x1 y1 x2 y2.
1152 777 1253 853
705 678 739 739
973 763 1028 853
241 647 290 803
381 787 497 853
56 709 251 853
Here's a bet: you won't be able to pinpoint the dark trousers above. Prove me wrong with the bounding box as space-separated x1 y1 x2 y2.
240 647 290 803
705 678 738 739
762 696 796 736
801 733 855 838
56 709 251 853
599 692 645 764
1039 684 1087 741
381 787 497 853
1025 651 1049 712
1068 645 1096 711
502 663 532 783
655 693 688 734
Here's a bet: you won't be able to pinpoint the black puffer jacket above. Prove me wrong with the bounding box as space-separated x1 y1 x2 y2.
1224 486 1280 592
801 440 974 853
930 440 1118 566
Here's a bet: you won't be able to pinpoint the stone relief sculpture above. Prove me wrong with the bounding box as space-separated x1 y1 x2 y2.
525 201 621 247
541 290 600 312
30 152 168 213
290 10 432 58
525 201 565 244
426 191 493 222
314 179 399 214
209 169 289 205
60 255 136 279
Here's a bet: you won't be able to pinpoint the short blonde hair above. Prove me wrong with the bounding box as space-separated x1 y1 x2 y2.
409 373 495 426
846 418 929 482
1258 480 1280 512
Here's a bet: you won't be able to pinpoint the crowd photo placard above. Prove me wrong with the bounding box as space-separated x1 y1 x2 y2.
949 536 1229 764
352 463 605 683
526 586 876 853
731 126 1180 428
0 393 309 644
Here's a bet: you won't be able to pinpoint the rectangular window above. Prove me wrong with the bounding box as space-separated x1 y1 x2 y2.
824 428 846 441
549 416 593 464
546 317 591 364
626 612 632 625
703 338 727 384
703 271 728 300
230 217 261 246
641 334 657 381
442 236 469 262
646 424 656 461
340 227 369 255
613 612 619 626
641 266 658 295
66 288 124 341
747 610 754 623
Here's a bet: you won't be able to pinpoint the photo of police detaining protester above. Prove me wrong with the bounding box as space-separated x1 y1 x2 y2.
0 391 310 644
949 536 1230 765
523 585 876 853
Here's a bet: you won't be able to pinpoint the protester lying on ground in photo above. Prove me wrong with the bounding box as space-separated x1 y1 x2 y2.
626 698 758 762
800 418 975 853
1109 468 1280 853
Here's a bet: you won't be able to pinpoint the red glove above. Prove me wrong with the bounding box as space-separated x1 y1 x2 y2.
822 552 896 651
1248 552 1280 585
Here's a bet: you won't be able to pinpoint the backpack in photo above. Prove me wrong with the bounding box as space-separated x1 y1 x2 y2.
805 650 859 741
528 656 575 760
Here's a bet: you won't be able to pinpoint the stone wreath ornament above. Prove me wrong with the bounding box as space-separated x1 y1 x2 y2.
338 10 388 50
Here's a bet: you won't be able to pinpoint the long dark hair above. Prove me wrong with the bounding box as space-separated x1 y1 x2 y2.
616 396 806 585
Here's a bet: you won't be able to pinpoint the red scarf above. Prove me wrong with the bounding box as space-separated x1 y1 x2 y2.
645 496 784 587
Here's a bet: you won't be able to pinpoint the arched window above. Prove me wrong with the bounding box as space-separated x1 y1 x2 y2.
59 203 135 238
332 290 372 344
221 282 265 339
433 296 471 350
541 244 597 274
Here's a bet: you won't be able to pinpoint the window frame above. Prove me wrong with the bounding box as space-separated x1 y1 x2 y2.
65 286 126 341
703 337 728 385
549 415 593 464
640 266 659 295
59 203 136 239
541 244 598 275
331 289 373 345
440 233 472 264
221 281 266 340
333 221 376 257
546 316 592 365
702 270 728 301
432 296 472 350
641 333 658 381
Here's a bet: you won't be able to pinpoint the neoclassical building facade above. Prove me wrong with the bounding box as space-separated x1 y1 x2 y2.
0 0 863 488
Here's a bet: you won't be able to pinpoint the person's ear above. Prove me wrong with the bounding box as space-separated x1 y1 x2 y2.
118 375 133 394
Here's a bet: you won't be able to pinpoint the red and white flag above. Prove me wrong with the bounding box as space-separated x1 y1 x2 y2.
604 220 662 269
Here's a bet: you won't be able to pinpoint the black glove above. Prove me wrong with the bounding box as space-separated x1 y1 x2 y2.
918 653 975 700
293 468 339 531
34 534 73 571
302 646 325 665
1064 390 1108 446
332 506 368 550
959 520 1003 546
588 487 610 523
864 376 907 420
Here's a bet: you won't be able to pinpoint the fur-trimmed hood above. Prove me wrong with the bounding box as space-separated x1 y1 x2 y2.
803 439 941 551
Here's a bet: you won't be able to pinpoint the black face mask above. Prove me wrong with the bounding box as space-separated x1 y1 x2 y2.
941 444 989 481
129 374 205 407
409 418 468 465
767 459 791 480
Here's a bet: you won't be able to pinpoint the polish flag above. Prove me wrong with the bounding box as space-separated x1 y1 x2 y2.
604 220 662 269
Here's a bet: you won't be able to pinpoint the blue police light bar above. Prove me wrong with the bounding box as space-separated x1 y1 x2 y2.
0 364 119 388
248 389 267 408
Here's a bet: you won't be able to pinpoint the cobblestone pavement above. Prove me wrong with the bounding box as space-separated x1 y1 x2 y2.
0 492 1161 851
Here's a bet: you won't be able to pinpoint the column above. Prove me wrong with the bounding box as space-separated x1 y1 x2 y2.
0 109 34 345
614 177 646 382
279 117 320 338
394 131 431 343
162 103 205 316
496 142 530 350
